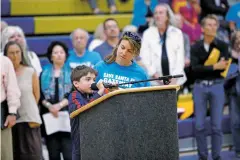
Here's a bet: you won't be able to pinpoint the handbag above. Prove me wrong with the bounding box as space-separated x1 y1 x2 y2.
1 100 9 130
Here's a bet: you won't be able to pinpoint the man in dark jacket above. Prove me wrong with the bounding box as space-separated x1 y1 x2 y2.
191 14 229 160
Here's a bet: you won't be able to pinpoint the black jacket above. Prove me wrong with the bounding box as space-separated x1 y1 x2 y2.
190 38 229 80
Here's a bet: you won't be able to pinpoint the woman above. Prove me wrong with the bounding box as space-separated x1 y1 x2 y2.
228 31 240 158
88 23 106 51
40 41 72 160
140 3 186 86
1 26 42 76
4 41 42 160
94 31 150 88
178 0 202 44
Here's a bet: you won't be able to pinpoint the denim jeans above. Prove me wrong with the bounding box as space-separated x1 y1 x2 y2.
193 81 225 159
230 95 240 153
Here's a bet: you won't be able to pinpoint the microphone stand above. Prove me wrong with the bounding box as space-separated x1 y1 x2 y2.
106 74 184 88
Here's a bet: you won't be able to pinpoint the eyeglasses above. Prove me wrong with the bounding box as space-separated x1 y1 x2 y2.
105 25 118 30
123 31 141 45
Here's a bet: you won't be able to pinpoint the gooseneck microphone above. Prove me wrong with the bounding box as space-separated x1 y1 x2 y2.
90 82 117 90
90 74 184 90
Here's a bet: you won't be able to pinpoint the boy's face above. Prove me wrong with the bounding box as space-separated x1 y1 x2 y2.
73 72 96 94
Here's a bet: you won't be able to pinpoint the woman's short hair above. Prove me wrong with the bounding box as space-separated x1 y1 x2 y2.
122 25 138 34
46 41 69 64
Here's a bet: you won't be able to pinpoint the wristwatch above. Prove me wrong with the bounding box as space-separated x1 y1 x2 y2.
9 113 17 116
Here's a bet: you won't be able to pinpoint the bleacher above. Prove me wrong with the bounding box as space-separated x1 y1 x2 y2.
1 0 133 58
1 0 234 157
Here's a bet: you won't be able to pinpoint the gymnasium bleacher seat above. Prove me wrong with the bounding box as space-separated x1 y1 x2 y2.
1 0 134 62
3 0 133 16
26 35 94 55
178 115 231 139
2 15 133 35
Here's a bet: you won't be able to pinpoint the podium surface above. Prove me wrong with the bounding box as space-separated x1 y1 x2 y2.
70 85 180 160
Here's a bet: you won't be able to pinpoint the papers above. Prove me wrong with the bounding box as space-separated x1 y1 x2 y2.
42 111 71 135
204 48 220 66
220 58 233 78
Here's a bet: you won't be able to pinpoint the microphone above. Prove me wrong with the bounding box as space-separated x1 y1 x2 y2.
91 82 118 90
171 74 184 78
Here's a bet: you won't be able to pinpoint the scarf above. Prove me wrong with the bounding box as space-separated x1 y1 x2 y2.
41 64 72 100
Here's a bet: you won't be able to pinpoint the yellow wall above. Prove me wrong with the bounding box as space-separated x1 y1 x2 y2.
11 0 133 15
35 14 133 34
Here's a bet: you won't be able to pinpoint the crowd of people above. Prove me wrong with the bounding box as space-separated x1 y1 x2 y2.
1 0 240 160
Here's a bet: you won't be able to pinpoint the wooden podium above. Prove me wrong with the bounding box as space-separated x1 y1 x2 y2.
70 85 180 160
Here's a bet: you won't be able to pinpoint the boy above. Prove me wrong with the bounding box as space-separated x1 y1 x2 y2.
68 65 107 160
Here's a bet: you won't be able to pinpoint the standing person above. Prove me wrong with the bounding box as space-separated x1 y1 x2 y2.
67 28 102 69
200 0 230 43
191 14 229 160
93 18 120 59
68 65 107 160
228 30 240 158
225 2 240 32
88 23 106 51
1 26 42 76
0 21 8 32
4 41 42 160
40 41 72 160
178 0 202 44
1 55 21 160
140 3 186 86
137 2 154 36
94 31 150 88
132 0 158 27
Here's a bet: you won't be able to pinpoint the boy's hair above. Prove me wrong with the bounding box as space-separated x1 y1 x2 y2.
71 65 97 83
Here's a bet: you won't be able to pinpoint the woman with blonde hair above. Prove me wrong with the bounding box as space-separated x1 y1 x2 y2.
1 26 42 76
88 23 106 51
140 3 186 86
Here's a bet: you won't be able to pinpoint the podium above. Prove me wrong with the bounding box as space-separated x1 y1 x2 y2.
70 85 180 160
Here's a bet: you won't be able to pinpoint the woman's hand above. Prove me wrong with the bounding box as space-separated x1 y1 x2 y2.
48 104 60 118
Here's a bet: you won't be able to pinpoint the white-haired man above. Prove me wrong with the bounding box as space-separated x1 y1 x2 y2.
66 28 102 69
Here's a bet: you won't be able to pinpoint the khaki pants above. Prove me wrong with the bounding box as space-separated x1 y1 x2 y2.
1 128 13 160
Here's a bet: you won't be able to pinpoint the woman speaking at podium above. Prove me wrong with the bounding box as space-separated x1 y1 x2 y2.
94 31 150 88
